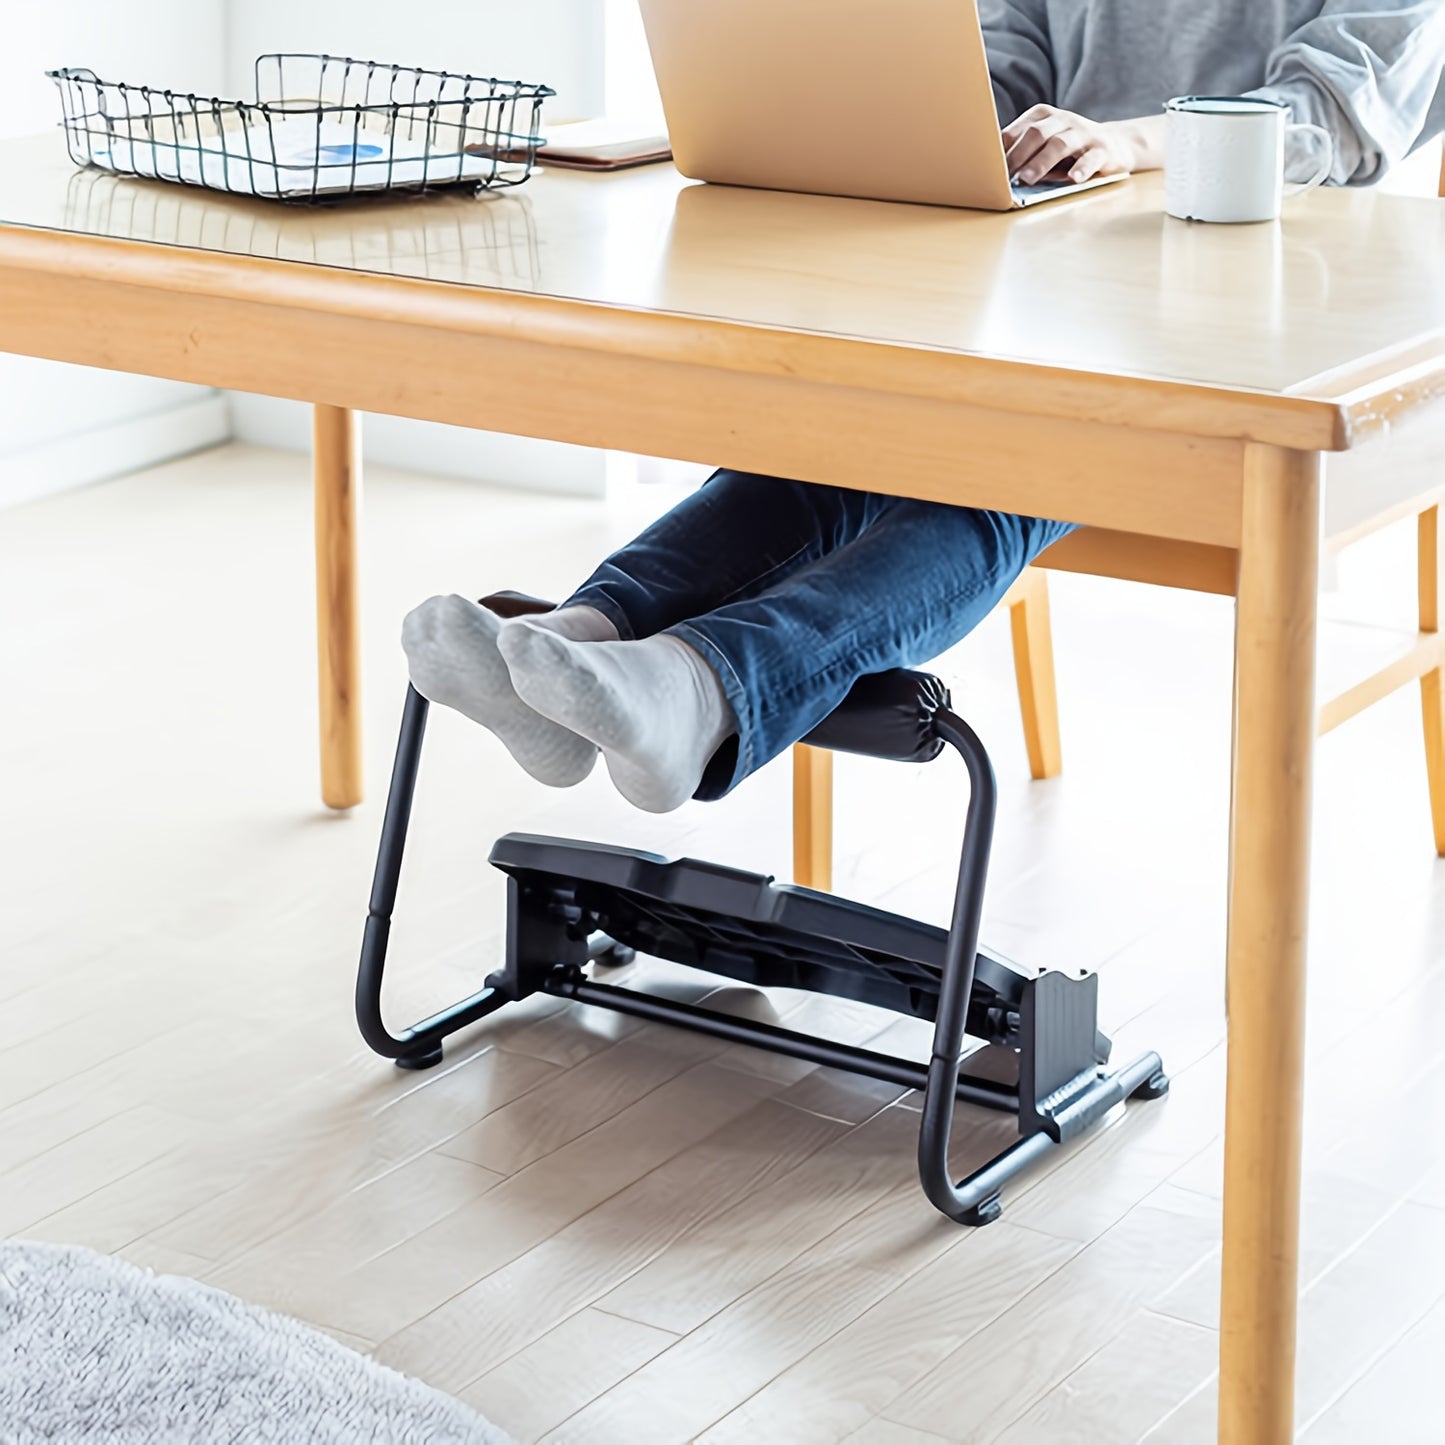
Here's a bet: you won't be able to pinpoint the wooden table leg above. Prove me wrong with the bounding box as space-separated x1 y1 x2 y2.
313 404 363 810
1219 443 1322 1444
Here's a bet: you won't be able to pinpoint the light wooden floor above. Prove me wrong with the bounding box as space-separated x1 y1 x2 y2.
3 443 1443 1444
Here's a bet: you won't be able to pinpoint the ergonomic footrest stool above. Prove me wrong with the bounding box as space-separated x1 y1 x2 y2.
356 594 1168 1225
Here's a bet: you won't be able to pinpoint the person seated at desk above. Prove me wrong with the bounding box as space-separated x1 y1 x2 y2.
404 0 1445 814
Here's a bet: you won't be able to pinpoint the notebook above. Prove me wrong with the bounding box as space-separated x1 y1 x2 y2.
469 120 672 173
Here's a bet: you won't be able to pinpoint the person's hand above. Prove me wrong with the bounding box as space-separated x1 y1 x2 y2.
1001 104 1142 185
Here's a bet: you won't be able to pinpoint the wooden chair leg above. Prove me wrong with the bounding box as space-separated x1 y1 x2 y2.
1418 506 1445 855
1005 568 1063 780
792 744 834 891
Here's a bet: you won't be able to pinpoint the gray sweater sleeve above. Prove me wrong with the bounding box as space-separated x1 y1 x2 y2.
978 0 1056 125
1246 1 1445 184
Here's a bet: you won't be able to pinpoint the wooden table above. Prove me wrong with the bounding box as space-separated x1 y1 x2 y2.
3 133 1444 1442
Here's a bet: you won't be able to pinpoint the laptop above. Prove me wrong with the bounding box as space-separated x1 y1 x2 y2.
636 0 1124 211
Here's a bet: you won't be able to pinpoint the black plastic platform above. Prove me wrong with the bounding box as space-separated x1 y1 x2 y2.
492 834 1053 1044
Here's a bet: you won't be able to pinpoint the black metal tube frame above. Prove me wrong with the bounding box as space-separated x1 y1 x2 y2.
357 687 512 1069
547 970 1021 1113
909 710 1165 1223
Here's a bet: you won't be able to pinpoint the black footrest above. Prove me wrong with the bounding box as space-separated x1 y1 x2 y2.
359 671 1167 1231
489 833 1095 1063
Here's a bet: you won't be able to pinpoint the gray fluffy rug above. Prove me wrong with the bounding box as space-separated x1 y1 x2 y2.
0 1239 511 1443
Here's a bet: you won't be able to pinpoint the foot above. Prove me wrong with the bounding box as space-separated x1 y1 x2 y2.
530 604 619 644
498 621 735 813
401 595 597 787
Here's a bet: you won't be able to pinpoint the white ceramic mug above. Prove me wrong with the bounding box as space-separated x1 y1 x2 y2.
1164 96 1332 223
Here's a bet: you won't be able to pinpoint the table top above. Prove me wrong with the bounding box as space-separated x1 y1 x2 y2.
2 131 1444 426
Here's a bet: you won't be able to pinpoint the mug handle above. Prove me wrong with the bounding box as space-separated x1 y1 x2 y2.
1283 122 1333 198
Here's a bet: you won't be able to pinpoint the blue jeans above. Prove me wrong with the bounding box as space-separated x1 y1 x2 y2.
567 470 1075 800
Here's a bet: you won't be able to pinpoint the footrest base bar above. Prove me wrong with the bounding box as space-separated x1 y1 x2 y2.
550 972 1020 1114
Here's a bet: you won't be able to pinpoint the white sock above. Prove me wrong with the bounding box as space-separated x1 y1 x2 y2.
497 620 735 813
401 595 597 787
528 604 619 644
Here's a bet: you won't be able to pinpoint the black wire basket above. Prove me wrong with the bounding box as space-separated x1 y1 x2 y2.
49 54 554 202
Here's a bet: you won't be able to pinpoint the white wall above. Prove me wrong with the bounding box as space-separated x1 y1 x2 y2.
0 3 230 509
604 0 665 127
1 1 227 137
226 395 606 497
226 1 604 124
